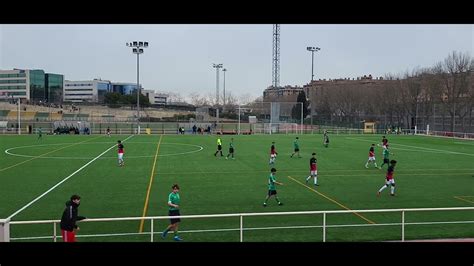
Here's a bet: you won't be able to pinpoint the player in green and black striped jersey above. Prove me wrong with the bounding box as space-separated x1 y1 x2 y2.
226 138 235 159
290 137 301 158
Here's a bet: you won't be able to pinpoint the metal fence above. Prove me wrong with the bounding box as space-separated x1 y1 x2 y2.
2 207 473 242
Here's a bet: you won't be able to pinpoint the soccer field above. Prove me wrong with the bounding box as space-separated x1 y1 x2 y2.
1 133 473 242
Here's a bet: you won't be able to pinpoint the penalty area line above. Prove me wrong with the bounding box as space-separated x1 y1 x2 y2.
7 135 134 220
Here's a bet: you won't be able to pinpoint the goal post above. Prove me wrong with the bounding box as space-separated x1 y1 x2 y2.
235 101 304 134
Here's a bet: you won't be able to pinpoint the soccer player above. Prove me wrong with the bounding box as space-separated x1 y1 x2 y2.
161 184 183 241
269 141 278 165
306 152 319 186
290 137 301 158
377 160 397 197
365 144 378 169
263 168 283 207
226 138 235 159
106 127 111 137
117 140 124 166
37 127 42 140
214 136 223 157
379 146 393 170
381 136 388 149
323 130 329 148
60 194 86 242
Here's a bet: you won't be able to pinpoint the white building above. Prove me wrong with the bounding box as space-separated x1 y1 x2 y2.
143 89 168 105
0 69 29 100
64 79 112 103
0 69 64 103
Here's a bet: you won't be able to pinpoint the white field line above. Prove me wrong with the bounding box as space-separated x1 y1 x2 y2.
7 135 134 220
345 137 474 157
5 142 203 160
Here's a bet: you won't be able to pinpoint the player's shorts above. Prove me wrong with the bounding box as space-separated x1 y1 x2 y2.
294 148 299 152
61 229 76 242
383 158 389 164
270 154 276 159
268 190 277 196
118 153 124 160
169 210 181 224
217 145 222 151
385 179 395 185
310 170 317 176
368 156 376 161
229 148 234 153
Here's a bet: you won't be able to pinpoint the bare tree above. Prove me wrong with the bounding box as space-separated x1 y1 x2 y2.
433 51 472 132
238 93 254 105
190 92 210 106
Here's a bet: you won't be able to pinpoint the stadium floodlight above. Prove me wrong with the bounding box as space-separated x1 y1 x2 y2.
306 46 321 82
222 68 227 110
212 63 223 106
306 46 321 128
126 40 149 134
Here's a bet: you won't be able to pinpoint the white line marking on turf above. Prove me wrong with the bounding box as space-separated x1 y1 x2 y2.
345 137 474 157
6 135 134 220
4 142 203 160
454 142 474 146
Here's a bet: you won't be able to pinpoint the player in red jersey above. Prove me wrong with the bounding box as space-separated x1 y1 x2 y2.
117 140 124 166
269 141 278 165
305 152 319 186
365 144 378 168
377 160 397 197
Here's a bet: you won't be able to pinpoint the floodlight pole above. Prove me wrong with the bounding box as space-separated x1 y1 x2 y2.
222 68 227 112
307 46 320 132
212 63 223 125
301 103 303 135
17 99 21 135
306 46 321 82
126 41 149 135
136 52 140 134
238 105 241 135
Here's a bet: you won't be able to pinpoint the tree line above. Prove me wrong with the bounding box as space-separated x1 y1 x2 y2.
310 51 473 132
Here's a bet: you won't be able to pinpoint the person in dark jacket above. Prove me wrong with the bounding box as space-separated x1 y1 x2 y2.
60 194 86 242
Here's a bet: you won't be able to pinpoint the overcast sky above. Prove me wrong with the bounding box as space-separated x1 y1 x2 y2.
0 24 472 101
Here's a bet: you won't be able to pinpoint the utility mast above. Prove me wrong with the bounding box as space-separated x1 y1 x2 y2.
272 24 280 88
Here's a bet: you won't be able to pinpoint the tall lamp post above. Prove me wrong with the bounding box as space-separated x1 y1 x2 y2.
212 63 223 126
126 41 149 134
306 46 321 129
222 68 227 112
306 46 321 82
212 63 223 105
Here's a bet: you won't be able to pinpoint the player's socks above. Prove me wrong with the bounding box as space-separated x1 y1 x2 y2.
314 176 318 185
391 186 395 195
378 185 387 193
162 229 169 238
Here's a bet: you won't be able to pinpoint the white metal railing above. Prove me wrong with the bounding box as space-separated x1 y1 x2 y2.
416 130 474 140
5 207 474 242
